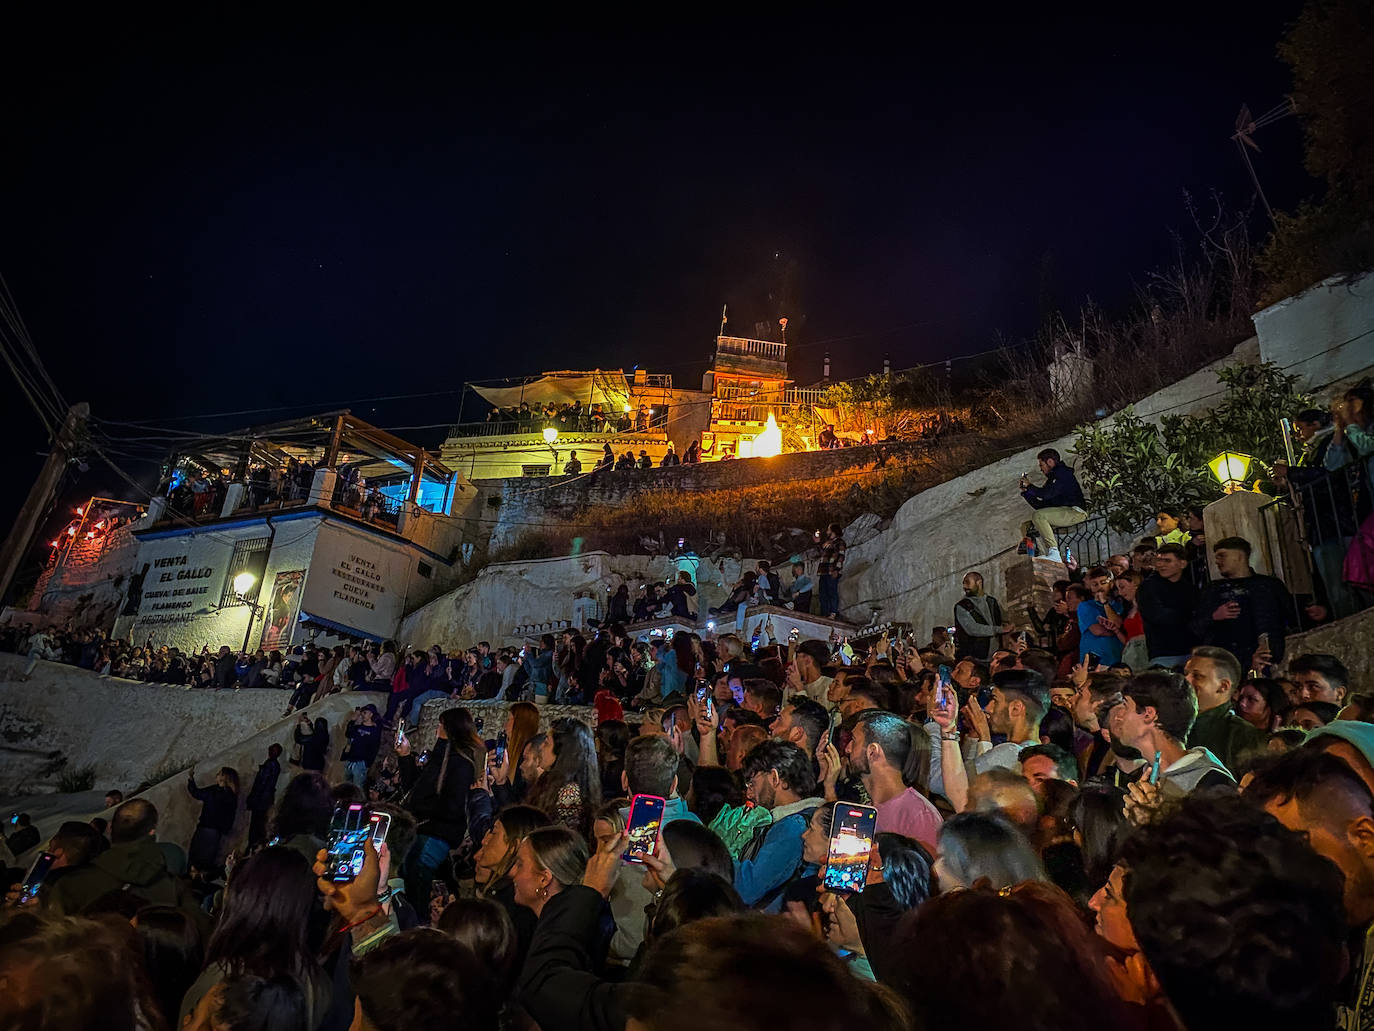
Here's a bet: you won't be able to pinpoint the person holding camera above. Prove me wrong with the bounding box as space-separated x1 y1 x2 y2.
1018 448 1087 563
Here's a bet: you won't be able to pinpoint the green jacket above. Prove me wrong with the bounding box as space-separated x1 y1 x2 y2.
709 803 773 860
1187 704 1269 775
45 835 201 920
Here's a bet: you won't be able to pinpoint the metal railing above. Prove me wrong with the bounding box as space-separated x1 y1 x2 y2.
1054 514 1113 569
1259 458 1372 622
447 416 667 439
331 480 402 530
716 335 787 362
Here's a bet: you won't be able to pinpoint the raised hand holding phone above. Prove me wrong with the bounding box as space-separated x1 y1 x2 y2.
623 794 666 864
394 730 411 757
582 830 627 898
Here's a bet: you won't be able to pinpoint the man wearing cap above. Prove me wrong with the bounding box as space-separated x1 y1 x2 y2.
342 705 382 787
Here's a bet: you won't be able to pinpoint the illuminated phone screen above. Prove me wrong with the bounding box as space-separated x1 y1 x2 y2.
822 804 877 893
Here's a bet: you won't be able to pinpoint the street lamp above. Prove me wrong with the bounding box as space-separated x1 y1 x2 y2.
232 572 263 652
1208 450 1253 493
542 427 558 445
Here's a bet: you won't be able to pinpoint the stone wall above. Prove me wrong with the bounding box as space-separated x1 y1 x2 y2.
0 653 302 799
26 523 142 629
1253 269 1374 392
485 440 931 552
399 551 772 650
1281 605 1374 689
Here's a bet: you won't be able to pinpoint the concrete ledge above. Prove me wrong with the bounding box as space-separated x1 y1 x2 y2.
0 655 293 799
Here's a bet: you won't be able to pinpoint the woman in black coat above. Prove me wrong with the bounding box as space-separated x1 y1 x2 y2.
294 716 330 772
186 766 239 873
396 707 480 906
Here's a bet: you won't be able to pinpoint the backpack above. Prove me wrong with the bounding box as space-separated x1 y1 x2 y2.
738 806 817 911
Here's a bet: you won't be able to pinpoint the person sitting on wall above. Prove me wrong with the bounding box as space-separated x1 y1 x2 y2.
683 440 702 464
661 443 680 467
818 424 839 449
1018 448 1088 563
563 454 583 475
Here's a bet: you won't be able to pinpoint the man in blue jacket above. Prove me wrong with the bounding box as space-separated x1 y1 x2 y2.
1019 448 1088 563
735 740 824 912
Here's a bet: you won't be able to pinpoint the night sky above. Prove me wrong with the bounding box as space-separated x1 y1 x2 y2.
0 8 1312 543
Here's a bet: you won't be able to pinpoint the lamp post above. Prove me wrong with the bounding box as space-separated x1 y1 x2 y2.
233 571 264 653
1208 450 1253 494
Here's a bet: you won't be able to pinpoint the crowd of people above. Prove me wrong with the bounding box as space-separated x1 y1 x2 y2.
5 548 1373 1031
479 400 664 435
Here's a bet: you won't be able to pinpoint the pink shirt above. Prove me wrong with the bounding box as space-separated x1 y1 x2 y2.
874 787 943 850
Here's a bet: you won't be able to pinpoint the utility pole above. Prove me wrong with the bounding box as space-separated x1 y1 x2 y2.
0 402 89 606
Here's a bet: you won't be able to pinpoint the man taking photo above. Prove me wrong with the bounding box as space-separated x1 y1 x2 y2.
1018 447 1087 563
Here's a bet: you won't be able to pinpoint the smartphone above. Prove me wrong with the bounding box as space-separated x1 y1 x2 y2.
1149 749 1163 786
18 851 57 903
1257 632 1270 652
706 620 716 631
7 812 17 826
695 683 710 704
703 697 714 722
1086 653 1100 671
369 811 392 846
822 804 878 893
394 719 406 748
622 794 666 863
326 803 370 883
750 633 761 649
1018 631 1029 647
494 730 508 766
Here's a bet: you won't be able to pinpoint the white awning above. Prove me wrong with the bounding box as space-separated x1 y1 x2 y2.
471 371 630 410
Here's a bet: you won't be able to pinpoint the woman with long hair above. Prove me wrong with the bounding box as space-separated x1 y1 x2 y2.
133 905 205 1029
528 718 602 842
510 825 589 918
186 766 239 875
594 719 631 800
178 846 329 1028
397 707 478 906
498 701 541 803
556 634 587 703
470 804 552 970
443 706 488 772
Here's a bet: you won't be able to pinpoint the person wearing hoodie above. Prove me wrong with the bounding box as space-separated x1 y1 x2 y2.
1245 734 1374 1031
1114 671 1233 822
45 799 203 925
735 739 824 913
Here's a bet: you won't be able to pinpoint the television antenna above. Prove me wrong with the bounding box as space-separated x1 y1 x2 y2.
1231 99 1295 223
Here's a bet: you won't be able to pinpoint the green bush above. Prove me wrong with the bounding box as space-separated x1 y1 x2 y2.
1072 362 1311 532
